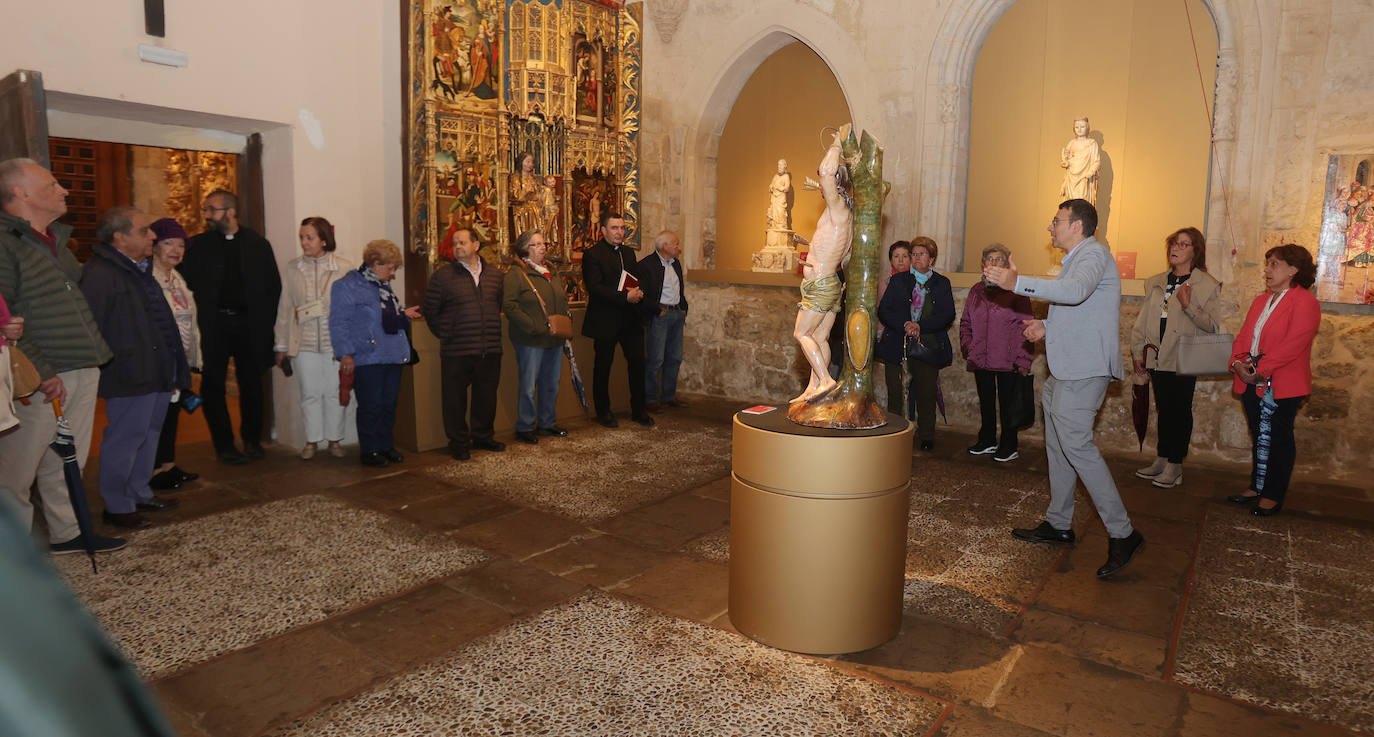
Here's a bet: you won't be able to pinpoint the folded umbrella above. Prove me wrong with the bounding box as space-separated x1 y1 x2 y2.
1131 345 1158 451
50 400 100 573
562 340 588 410
339 367 354 406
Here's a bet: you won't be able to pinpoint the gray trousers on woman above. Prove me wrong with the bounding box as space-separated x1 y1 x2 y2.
1042 375 1134 538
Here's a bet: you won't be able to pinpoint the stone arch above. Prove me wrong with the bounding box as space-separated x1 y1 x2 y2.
681 26 862 269
920 0 1248 279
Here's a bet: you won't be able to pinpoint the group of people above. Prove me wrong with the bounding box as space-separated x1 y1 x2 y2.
866 198 1319 578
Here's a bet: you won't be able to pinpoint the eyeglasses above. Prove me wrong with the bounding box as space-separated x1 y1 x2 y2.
1050 218 1072 227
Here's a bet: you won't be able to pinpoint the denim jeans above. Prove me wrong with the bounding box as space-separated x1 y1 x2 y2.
644 308 685 403
513 342 563 432
354 363 401 454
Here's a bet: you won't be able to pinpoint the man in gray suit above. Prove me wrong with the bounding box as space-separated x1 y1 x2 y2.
984 198 1143 579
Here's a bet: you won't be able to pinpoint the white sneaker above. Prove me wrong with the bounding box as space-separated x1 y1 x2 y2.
300 442 316 460
1152 463 1183 488
1135 457 1168 479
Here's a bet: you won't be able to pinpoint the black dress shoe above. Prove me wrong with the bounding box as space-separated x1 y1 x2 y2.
102 511 151 530
149 469 182 491
1097 530 1145 578
136 496 180 512
361 452 390 468
596 414 619 428
173 466 199 484
473 438 506 452
217 450 248 465
536 425 569 437
450 447 471 461
1227 493 1262 504
1011 520 1076 546
383 448 405 463
920 440 934 452
631 414 656 427
515 431 539 444
1251 504 1283 517
244 443 266 460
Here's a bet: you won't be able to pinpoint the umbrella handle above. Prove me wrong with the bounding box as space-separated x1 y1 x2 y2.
51 398 63 418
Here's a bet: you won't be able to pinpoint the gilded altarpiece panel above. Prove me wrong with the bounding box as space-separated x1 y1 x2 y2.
405 0 641 285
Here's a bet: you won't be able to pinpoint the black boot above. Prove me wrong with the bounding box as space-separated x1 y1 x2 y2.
1096 530 1145 579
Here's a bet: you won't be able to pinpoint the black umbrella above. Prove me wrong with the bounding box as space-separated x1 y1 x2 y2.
563 340 588 409
51 400 100 573
1131 345 1158 452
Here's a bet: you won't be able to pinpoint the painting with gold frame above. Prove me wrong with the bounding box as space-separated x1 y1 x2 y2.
569 166 617 261
427 0 502 110
1315 153 1374 304
572 32 604 125
434 150 500 263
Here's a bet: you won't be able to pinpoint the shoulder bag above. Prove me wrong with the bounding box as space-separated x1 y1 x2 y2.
520 268 573 339
1176 333 1236 376
9 344 41 399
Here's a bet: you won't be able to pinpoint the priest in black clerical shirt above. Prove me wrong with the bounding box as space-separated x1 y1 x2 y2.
178 189 282 464
580 211 653 428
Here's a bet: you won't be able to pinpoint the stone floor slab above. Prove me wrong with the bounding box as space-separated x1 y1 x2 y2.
614 556 729 622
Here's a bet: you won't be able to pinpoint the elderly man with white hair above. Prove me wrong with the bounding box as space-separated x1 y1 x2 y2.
637 230 688 412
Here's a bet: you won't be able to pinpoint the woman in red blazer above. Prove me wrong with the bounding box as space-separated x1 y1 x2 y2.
1226 244 1321 516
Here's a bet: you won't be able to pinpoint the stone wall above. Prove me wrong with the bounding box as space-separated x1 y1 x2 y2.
682 280 1374 484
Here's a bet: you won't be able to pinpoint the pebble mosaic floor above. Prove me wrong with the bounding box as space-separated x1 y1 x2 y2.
267 591 947 737
423 417 733 523
1172 511 1374 732
55 495 488 678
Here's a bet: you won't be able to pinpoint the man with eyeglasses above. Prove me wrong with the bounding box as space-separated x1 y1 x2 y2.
179 190 282 464
983 198 1144 579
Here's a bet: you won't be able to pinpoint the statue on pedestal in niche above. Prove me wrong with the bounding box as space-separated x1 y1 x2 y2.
1058 117 1100 204
510 151 542 238
753 158 799 273
767 159 792 231
790 125 853 404
787 123 889 429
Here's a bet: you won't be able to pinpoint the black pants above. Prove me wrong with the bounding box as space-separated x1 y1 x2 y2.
1150 370 1197 463
154 399 179 466
974 369 1019 452
883 360 904 416
355 363 402 455
907 359 939 443
440 353 501 451
592 326 646 418
201 314 265 453
1242 390 1304 506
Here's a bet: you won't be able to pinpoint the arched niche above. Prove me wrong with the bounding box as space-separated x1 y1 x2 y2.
963 0 1218 279
714 41 853 271
920 0 1245 283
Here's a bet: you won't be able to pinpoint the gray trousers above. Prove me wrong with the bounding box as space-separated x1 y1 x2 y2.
1042 375 1133 538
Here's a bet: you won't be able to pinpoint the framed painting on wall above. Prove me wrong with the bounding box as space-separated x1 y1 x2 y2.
1315 153 1374 304
568 167 617 261
572 33 603 125
435 151 500 264
427 0 501 110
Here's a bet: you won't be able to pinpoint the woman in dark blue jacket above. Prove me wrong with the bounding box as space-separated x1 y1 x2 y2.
876 237 954 451
330 240 420 467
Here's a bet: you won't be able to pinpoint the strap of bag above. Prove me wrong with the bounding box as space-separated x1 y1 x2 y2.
519 265 553 319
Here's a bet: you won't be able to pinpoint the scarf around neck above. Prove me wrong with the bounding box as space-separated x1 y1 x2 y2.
360 265 404 334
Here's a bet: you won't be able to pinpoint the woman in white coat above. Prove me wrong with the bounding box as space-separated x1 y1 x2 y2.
274 216 349 459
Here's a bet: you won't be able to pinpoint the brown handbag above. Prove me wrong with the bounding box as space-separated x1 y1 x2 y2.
520 267 573 339
9 344 41 399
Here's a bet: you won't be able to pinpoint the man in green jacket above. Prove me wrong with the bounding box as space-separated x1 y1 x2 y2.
0 158 123 555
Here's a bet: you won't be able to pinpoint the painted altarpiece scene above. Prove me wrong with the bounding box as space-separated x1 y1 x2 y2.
1315 153 1374 305
405 0 641 306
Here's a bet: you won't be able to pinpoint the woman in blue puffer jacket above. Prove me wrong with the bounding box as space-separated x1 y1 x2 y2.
330 239 421 467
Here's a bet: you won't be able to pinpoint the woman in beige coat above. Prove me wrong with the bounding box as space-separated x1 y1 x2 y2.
274 217 349 459
1130 227 1225 488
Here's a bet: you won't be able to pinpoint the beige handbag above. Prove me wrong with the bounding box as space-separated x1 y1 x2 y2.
520 268 573 339
9 344 41 399
1176 333 1236 376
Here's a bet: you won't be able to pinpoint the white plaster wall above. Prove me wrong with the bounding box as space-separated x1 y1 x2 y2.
0 0 404 448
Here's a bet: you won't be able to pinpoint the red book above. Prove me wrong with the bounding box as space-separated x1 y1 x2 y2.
740 405 776 415
618 270 639 292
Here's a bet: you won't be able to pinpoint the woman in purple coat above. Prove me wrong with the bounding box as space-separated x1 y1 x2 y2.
959 244 1035 461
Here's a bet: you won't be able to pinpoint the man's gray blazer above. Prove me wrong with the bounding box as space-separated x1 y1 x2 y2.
1012 236 1123 381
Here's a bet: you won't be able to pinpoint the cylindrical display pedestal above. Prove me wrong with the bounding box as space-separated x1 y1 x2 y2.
729 409 913 655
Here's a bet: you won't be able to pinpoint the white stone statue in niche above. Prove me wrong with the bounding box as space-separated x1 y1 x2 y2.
753 158 800 273
1058 117 1100 204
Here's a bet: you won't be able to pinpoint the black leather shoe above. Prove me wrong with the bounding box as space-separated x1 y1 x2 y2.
136 496 180 512
920 440 934 452
1227 492 1262 504
1251 504 1283 517
244 443 266 460
515 431 539 444
596 414 619 428
1012 521 1076 546
217 450 248 465
383 448 405 463
631 414 656 427
102 511 151 530
149 469 182 491
173 467 199 484
473 439 506 452
450 447 471 461
361 452 390 468
536 425 569 437
1097 530 1145 578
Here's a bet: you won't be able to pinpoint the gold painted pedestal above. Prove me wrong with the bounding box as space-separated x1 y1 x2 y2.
729 410 913 655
